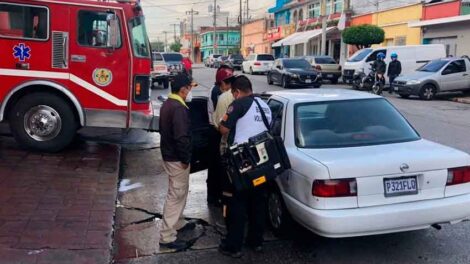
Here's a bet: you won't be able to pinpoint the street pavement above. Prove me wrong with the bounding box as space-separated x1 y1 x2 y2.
115 65 470 264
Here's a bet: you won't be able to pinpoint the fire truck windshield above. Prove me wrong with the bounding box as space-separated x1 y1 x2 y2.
129 16 150 58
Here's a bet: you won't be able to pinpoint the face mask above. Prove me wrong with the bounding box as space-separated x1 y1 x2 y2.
185 90 193 102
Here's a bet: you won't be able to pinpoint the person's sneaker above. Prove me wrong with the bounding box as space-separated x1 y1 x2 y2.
218 243 242 258
177 221 197 232
159 239 188 251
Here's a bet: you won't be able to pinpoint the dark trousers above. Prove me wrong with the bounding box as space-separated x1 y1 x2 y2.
207 127 222 201
224 186 268 251
389 75 398 91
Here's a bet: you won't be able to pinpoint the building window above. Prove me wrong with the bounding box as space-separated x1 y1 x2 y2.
333 0 343 13
326 0 332 15
308 2 320 18
0 3 49 40
395 36 406 46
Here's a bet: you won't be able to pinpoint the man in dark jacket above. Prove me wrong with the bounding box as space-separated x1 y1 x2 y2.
387 52 402 94
159 73 194 251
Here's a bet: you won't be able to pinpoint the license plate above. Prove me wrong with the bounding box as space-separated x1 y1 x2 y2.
305 79 312 83
384 176 418 197
327 74 333 78
264 63 269 66
394 86 399 91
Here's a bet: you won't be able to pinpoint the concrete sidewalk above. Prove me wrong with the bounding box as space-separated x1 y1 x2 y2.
0 136 120 264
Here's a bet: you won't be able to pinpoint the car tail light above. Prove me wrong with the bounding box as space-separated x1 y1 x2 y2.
447 167 470 186
315 65 322 71
312 179 357 197
254 62 261 66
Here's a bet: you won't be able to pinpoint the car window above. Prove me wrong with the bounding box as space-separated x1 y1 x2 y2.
268 99 284 137
78 10 122 48
258 54 275 61
295 98 420 148
152 53 163 61
366 50 386 62
347 48 373 62
315 57 336 64
0 3 49 40
162 53 183 62
283 59 311 70
418 60 448 72
443 60 466 75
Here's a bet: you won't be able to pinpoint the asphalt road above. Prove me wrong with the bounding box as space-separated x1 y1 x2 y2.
148 66 470 264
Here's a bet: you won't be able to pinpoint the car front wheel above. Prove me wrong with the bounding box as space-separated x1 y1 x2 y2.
281 76 289 88
419 84 436 100
267 73 273 85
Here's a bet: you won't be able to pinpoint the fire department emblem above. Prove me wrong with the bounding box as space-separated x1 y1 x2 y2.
92 68 113 87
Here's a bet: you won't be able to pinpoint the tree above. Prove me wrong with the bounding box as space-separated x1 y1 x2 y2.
342 24 385 50
169 42 182 52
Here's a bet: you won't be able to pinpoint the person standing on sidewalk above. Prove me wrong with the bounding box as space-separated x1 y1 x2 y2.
159 73 195 251
387 52 402 94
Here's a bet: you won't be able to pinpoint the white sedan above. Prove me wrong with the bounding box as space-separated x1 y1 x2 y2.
264 89 470 238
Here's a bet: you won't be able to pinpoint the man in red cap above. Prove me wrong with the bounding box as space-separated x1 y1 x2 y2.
206 65 235 206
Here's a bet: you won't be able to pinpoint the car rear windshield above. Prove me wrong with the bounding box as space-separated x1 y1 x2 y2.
231 55 244 60
347 48 373 62
163 53 183 62
257 54 274 61
295 99 420 148
315 57 336 64
284 59 311 70
417 60 448 72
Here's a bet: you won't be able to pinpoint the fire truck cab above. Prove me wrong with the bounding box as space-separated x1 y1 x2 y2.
0 0 157 152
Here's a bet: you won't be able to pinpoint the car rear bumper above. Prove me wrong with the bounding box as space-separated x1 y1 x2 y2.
282 191 470 238
252 65 271 72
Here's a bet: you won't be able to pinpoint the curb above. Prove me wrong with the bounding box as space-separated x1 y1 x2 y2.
451 97 470 104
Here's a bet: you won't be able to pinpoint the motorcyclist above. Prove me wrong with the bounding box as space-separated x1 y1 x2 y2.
372 52 387 86
387 52 402 94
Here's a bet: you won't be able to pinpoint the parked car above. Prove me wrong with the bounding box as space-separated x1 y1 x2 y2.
181 89 470 238
242 53 275 74
151 52 184 89
343 45 446 85
304 56 342 84
393 57 470 100
213 55 228 69
227 54 245 70
205 54 222 68
267 58 321 88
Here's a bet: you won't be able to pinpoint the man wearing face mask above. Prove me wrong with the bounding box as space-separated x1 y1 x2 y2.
159 73 195 251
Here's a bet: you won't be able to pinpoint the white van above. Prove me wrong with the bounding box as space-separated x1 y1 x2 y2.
342 45 446 84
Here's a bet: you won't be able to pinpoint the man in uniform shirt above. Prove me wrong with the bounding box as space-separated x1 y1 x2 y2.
218 76 272 258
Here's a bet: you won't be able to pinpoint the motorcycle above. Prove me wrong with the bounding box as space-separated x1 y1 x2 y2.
352 66 385 95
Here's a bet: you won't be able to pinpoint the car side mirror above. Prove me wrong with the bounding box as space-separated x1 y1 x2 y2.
276 65 282 70
107 13 119 49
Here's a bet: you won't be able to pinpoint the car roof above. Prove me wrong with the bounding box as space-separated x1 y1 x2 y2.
268 89 381 103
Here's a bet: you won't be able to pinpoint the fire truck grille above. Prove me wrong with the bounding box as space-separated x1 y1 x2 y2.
52 31 69 69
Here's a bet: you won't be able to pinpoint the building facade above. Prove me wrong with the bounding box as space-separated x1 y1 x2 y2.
200 27 240 59
241 18 273 57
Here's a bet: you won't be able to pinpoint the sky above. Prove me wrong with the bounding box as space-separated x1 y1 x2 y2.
141 0 275 41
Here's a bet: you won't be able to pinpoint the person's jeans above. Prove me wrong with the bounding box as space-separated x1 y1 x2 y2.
389 75 398 92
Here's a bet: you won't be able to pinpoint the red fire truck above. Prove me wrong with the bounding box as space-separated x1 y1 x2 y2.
0 0 157 152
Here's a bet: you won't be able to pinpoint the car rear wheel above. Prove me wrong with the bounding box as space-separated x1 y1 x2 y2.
331 78 339 84
162 79 169 89
250 67 254 75
268 187 293 237
419 84 436 100
9 92 78 152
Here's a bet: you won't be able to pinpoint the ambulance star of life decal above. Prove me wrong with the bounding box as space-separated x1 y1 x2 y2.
13 43 31 62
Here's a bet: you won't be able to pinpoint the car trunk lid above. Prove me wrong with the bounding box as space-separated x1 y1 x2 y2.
299 140 468 207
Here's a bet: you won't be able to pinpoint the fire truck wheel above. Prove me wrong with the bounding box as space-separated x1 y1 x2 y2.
9 93 77 153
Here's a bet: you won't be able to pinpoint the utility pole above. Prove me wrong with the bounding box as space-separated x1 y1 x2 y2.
239 0 243 54
186 9 199 61
320 0 327 55
226 16 229 56
246 0 249 22
170 23 179 43
213 0 217 55
163 31 168 52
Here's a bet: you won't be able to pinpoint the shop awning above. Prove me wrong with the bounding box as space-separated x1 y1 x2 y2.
276 27 336 47
409 14 470 28
272 32 303 47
